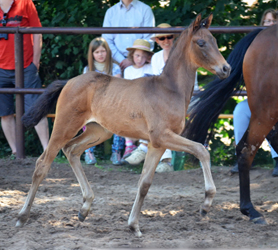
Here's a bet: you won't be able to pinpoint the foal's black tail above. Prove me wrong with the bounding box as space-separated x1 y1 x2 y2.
22 80 68 129
184 28 263 144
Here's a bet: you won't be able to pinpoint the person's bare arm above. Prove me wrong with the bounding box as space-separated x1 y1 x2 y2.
120 58 133 71
32 34 42 70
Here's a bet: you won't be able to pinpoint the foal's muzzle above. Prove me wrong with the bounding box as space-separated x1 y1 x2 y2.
216 64 231 79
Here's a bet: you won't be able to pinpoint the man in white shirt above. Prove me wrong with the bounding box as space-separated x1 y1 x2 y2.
102 0 155 71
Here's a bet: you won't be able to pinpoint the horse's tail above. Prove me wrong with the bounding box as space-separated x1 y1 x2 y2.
184 28 263 144
22 80 68 129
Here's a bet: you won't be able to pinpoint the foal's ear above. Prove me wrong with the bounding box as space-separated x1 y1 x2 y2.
192 13 202 33
201 13 213 29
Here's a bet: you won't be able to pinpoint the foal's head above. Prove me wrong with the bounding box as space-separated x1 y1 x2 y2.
187 14 231 79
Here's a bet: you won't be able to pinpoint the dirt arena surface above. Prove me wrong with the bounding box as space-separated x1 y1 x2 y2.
1 157 278 249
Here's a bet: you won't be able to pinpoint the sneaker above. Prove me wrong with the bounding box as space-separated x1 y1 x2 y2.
124 147 146 165
122 145 137 159
84 151 97 165
155 161 174 173
230 162 255 174
10 153 16 160
230 163 239 173
110 152 122 166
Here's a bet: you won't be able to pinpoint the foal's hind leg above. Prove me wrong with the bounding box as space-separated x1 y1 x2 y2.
128 145 164 237
62 122 112 222
16 139 68 227
16 106 92 227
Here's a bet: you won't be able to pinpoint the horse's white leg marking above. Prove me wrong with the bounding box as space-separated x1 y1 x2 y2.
128 145 165 237
159 131 216 215
63 122 113 221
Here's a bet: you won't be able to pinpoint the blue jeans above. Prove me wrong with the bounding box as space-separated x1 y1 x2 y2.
233 99 278 158
0 63 42 116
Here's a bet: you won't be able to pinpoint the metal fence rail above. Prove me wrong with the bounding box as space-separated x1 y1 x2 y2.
0 26 258 158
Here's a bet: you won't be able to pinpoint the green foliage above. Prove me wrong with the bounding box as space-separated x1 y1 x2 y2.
33 0 278 86
0 132 11 157
1 0 277 165
209 119 236 166
35 0 112 85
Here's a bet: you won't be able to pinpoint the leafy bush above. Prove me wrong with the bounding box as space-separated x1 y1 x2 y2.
34 0 278 85
1 0 277 164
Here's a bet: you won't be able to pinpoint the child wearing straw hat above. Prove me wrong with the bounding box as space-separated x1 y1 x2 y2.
124 39 154 79
120 39 154 162
124 23 177 172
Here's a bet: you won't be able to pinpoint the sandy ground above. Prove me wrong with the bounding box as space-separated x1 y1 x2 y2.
1 157 278 249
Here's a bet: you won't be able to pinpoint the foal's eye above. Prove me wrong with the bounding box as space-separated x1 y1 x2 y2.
197 39 206 47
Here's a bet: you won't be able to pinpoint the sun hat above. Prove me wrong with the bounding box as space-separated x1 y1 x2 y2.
126 39 154 53
150 23 176 41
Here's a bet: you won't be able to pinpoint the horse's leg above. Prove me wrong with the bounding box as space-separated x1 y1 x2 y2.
128 145 165 237
62 122 112 222
16 136 69 227
16 98 94 227
237 117 275 224
157 131 216 215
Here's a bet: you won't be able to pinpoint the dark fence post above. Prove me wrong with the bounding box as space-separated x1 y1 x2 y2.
14 29 25 159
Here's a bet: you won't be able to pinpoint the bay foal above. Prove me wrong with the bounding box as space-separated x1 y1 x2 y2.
16 14 230 236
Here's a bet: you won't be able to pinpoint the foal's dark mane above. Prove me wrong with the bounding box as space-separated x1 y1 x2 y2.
163 19 209 78
162 27 189 76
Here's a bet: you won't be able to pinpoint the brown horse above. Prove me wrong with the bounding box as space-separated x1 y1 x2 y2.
185 24 278 224
16 14 230 236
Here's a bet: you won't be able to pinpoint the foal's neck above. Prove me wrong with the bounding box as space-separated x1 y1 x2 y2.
161 32 197 94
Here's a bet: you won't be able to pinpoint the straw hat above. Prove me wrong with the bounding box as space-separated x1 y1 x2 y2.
126 39 154 53
151 23 176 41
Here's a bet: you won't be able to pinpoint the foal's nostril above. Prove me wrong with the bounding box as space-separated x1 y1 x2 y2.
223 65 229 73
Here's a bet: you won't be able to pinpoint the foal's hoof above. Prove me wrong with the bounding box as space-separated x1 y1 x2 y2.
134 229 142 237
78 212 86 222
250 216 267 225
129 227 142 237
200 205 209 217
200 208 208 217
15 219 25 228
128 222 142 237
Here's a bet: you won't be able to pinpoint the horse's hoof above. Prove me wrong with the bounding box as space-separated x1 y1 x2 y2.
130 227 142 237
15 219 25 228
134 229 142 237
200 207 208 217
78 212 86 222
250 217 267 225
128 223 142 237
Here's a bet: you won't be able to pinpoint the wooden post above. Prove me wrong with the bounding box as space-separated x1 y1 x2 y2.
14 30 25 159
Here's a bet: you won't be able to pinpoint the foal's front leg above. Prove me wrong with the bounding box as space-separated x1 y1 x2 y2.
160 131 216 216
63 122 113 222
128 145 164 237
